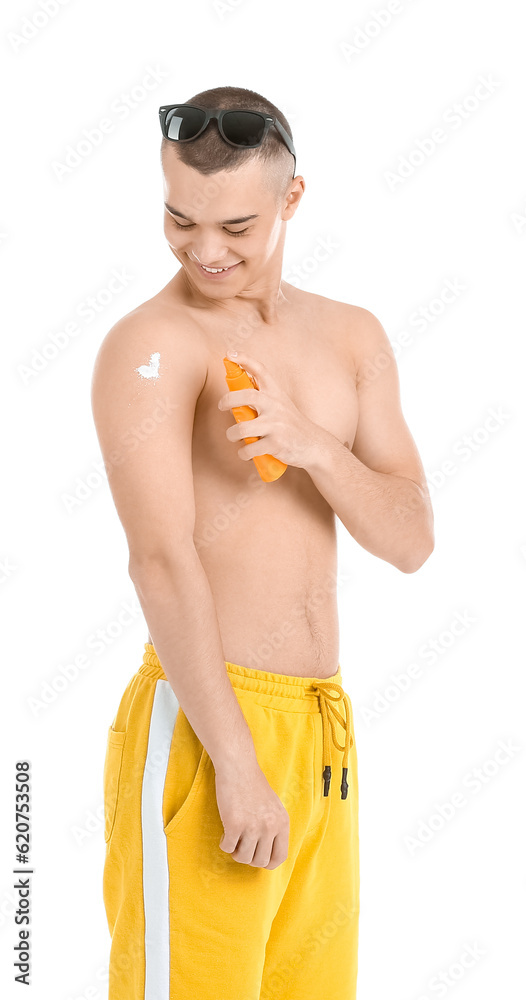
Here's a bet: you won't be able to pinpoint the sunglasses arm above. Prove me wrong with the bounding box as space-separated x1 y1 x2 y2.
272 118 297 177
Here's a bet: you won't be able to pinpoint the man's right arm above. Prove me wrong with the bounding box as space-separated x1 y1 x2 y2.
91 311 290 869
90 312 258 771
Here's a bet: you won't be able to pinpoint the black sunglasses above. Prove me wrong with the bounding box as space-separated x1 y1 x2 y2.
159 104 296 178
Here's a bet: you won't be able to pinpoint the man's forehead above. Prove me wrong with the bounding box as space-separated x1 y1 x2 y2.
164 202 260 225
162 156 271 220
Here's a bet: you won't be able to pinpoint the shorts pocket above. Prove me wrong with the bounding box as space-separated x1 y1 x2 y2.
103 725 127 843
163 742 210 838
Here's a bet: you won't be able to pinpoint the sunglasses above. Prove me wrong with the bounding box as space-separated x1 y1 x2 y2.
159 104 296 177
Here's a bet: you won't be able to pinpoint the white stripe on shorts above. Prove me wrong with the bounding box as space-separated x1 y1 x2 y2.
141 678 179 999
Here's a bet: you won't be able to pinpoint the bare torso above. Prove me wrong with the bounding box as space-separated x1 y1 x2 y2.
144 274 360 679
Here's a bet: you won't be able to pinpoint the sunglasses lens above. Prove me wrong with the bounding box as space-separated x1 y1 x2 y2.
222 111 266 146
164 106 206 140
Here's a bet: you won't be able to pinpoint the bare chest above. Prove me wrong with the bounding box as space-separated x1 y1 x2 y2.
194 300 360 473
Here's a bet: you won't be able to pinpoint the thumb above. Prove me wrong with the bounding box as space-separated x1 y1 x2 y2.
226 350 271 391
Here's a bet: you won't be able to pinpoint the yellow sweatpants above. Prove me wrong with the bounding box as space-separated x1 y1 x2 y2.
102 643 360 999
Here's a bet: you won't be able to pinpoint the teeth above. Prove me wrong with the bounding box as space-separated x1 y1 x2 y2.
202 264 231 273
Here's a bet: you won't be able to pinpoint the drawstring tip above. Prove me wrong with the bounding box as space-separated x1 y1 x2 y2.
322 764 331 796
341 766 349 799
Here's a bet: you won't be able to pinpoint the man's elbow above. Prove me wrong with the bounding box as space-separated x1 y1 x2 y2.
128 541 199 583
398 536 435 574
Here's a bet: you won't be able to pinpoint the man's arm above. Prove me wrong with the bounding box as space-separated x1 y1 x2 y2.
90 313 258 769
304 307 434 573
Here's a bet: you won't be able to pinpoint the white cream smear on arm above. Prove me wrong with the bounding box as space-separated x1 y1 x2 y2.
135 352 161 379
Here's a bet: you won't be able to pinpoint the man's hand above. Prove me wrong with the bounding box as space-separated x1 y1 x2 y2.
214 756 290 869
217 350 323 469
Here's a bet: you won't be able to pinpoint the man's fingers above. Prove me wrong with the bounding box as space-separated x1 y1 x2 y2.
219 828 288 869
264 828 289 870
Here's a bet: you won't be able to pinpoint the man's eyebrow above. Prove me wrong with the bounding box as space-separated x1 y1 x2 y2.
164 203 259 225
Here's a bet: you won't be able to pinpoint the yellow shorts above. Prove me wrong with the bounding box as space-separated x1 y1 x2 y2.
103 643 360 999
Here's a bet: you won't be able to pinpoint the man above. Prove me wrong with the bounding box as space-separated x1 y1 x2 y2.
92 85 434 1000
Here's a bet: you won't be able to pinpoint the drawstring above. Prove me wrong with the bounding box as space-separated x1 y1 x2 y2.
312 681 353 799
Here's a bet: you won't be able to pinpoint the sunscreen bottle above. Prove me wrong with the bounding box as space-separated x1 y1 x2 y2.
222 358 288 483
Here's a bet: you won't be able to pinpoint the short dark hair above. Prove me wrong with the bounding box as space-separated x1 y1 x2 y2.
160 85 295 203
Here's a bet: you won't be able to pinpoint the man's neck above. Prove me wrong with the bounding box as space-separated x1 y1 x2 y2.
175 262 293 327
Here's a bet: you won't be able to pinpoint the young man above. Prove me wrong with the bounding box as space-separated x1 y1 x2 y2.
92 85 434 1000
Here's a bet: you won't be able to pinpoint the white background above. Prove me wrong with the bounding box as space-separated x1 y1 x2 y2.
1 0 525 997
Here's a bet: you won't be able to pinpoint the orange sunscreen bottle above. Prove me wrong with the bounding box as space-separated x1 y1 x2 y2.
222 358 287 483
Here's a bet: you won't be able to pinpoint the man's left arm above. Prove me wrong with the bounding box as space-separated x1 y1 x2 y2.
304 308 434 574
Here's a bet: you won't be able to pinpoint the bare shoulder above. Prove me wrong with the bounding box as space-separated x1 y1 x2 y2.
286 285 389 372
284 283 354 321
286 283 380 328
311 294 388 344
91 297 209 408
313 294 394 381
89 295 209 563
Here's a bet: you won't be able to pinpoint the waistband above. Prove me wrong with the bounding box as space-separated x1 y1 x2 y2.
139 643 353 799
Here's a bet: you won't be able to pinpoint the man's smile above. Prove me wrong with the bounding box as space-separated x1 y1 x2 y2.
192 259 243 280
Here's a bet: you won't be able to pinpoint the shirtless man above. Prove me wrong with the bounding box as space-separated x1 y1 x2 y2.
92 87 434 1000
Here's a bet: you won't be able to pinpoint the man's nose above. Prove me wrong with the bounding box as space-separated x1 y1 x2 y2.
190 247 229 266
